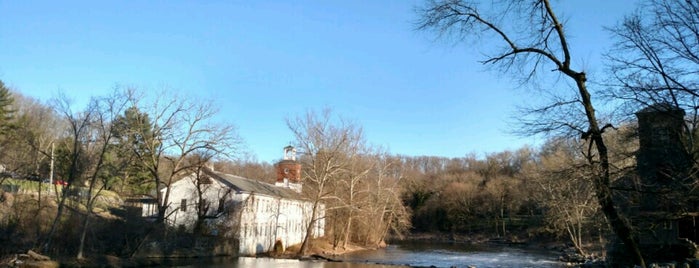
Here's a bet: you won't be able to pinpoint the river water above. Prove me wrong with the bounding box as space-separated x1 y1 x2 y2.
177 241 566 268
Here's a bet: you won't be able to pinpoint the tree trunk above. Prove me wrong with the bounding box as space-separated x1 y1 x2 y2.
77 211 90 259
574 74 646 267
342 209 353 249
342 180 356 249
566 221 586 256
500 196 506 237
379 210 394 246
494 217 499 237
42 185 70 252
298 199 319 255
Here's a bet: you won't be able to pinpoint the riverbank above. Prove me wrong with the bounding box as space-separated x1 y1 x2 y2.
272 238 379 260
397 232 555 250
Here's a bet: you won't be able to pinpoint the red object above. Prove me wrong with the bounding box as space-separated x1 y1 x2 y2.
54 180 68 186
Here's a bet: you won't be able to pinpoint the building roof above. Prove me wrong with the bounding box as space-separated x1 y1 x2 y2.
204 168 303 200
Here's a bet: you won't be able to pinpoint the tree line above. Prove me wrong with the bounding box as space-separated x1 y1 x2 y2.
0 87 240 258
0 83 623 259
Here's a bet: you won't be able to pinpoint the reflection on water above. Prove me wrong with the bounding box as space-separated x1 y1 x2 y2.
176 257 405 268
175 241 565 268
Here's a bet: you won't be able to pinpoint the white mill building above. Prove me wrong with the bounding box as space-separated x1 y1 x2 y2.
147 146 325 255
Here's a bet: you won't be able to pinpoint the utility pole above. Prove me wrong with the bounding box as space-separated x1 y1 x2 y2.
49 142 54 185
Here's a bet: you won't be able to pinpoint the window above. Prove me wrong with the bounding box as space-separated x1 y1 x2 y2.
180 199 187 212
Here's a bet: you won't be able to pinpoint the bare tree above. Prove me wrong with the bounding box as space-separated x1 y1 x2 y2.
127 92 240 224
484 176 518 237
215 159 275 184
42 92 95 253
287 109 364 255
76 90 131 259
2 91 60 178
186 153 231 234
416 0 645 266
605 0 699 151
528 138 601 255
366 153 411 245
337 152 372 249
3 92 62 220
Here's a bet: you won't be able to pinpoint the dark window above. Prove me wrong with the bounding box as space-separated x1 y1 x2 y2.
181 199 187 212
679 216 699 244
218 198 225 213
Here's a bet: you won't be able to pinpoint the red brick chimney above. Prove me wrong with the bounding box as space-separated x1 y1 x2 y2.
275 146 302 192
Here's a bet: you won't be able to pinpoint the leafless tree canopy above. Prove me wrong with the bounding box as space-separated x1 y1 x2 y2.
606 0 699 108
605 0 699 151
418 0 591 138
131 91 241 223
286 109 410 253
417 0 646 265
286 109 365 254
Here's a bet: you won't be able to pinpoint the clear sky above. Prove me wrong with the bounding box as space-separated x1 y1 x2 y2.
0 0 637 163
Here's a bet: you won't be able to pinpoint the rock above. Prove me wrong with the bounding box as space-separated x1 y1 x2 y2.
16 261 59 268
27 250 50 261
559 252 585 263
581 259 607 268
1 192 13 204
309 254 341 262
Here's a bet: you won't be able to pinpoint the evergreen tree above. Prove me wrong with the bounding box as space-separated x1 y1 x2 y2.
111 106 155 195
0 80 15 136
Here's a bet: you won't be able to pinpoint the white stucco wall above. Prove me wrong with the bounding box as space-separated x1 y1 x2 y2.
153 173 325 255
237 194 323 255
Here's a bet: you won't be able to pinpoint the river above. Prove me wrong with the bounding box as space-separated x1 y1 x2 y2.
176 241 566 268
338 241 566 267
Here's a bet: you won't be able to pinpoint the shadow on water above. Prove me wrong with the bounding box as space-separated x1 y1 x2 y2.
174 257 405 268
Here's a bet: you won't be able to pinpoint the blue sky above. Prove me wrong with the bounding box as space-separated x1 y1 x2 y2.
0 1 637 163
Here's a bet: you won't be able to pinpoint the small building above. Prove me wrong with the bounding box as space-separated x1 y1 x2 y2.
610 104 699 264
635 104 692 243
144 147 325 255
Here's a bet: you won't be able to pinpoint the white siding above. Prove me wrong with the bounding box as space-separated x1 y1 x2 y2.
156 173 325 256
236 194 321 255
163 176 234 230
